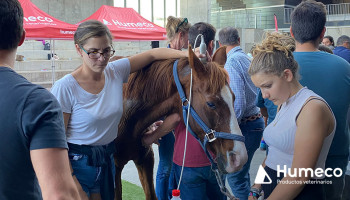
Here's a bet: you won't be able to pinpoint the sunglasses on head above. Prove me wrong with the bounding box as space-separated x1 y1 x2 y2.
175 18 188 33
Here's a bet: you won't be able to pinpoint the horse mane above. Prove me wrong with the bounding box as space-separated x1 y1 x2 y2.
124 58 229 104
202 62 229 94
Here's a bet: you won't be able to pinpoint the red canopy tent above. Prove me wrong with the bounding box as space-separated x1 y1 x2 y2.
18 0 78 85
77 5 167 41
19 0 77 40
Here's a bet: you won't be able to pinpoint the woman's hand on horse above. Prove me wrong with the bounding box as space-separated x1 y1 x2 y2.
141 113 181 147
142 121 163 146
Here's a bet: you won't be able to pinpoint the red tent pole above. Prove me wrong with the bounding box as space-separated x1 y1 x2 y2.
274 14 278 32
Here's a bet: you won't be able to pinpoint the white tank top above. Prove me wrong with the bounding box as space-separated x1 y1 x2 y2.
264 87 335 179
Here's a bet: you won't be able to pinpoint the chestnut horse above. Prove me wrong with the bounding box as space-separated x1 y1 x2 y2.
113 47 248 200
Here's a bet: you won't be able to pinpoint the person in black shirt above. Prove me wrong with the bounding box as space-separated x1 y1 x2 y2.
0 1 79 199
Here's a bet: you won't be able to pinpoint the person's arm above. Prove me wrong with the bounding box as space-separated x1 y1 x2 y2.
22 88 81 199
128 48 187 73
266 99 335 200
256 89 268 126
260 107 268 126
260 107 268 118
249 157 267 200
63 112 71 132
30 148 79 200
62 112 89 200
142 113 181 146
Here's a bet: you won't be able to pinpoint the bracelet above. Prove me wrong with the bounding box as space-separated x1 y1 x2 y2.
249 191 260 198
249 187 262 198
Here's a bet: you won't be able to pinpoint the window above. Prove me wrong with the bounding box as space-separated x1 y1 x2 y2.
140 0 152 21
153 0 165 27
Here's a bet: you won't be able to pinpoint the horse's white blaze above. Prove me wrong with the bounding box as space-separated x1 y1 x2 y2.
221 86 248 172
220 86 242 136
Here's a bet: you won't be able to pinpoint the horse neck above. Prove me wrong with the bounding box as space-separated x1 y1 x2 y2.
119 59 186 138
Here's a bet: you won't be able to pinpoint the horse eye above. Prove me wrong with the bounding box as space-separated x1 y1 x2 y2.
206 102 216 109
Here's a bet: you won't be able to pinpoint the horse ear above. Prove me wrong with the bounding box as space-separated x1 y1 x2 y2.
212 46 227 66
188 44 207 76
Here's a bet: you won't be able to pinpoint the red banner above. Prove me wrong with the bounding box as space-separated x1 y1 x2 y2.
274 14 278 32
77 5 167 41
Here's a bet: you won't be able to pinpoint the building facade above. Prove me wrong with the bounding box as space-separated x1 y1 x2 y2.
206 0 350 30
31 0 114 24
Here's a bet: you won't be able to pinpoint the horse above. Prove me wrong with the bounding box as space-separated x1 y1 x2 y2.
113 47 248 200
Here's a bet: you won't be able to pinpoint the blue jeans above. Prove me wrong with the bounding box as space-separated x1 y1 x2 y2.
173 163 226 200
69 153 116 197
322 155 348 200
227 117 264 200
156 132 175 200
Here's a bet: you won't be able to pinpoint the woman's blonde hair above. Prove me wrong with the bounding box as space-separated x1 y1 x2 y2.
249 32 299 79
166 16 191 41
74 20 113 46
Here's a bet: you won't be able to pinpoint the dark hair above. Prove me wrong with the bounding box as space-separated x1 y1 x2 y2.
218 27 239 46
188 22 216 48
0 0 23 50
318 44 333 54
290 0 326 44
74 20 113 46
323 35 334 46
336 35 350 46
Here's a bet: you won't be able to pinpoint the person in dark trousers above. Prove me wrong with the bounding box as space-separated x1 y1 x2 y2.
155 16 191 200
290 1 350 199
51 20 188 200
0 0 79 199
249 31 336 200
218 27 264 200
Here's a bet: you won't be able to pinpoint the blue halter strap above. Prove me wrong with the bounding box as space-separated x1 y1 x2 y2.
172 59 245 168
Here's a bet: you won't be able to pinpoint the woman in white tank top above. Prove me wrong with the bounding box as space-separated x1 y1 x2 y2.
247 32 336 200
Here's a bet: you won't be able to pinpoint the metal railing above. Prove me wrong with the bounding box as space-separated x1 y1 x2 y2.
211 0 266 30
284 3 350 23
327 3 350 15
211 2 350 30
326 3 350 21
284 7 293 24
211 9 263 29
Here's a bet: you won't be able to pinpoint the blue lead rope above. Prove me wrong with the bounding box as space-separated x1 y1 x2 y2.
172 60 245 169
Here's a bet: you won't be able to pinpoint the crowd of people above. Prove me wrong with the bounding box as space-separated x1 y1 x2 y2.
1 0 349 200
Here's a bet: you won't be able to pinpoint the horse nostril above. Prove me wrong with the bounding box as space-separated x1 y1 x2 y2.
228 151 235 157
216 154 228 174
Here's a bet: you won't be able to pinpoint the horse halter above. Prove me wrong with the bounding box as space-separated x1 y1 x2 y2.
173 60 245 200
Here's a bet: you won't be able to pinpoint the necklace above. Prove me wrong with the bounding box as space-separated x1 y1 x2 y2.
272 87 305 126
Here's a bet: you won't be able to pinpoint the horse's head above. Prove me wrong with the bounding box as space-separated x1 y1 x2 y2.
176 46 248 174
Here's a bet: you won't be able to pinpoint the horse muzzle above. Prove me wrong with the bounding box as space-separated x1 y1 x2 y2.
217 141 248 174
